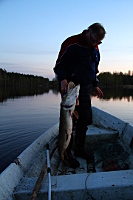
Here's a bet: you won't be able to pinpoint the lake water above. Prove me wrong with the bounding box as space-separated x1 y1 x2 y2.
0 88 133 173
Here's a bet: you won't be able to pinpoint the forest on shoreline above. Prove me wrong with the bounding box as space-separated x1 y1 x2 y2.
98 71 133 87
0 68 133 88
0 68 133 102
0 68 49 88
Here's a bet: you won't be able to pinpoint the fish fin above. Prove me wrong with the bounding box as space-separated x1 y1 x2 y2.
69 110 73 118
73 110 79 119
76 98 79 106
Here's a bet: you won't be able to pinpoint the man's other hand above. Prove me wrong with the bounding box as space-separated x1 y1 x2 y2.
94 87 103 98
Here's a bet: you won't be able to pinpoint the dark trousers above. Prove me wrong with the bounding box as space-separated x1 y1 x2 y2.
75 85 92 147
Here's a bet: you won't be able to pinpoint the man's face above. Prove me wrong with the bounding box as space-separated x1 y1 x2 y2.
85 29 102 47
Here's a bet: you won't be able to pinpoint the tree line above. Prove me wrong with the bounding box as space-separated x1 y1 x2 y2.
0 68 133 89
0 68 49 89
97 71 133 87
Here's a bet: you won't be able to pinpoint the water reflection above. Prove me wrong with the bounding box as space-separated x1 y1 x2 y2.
0 86 133 102
52 87 60 95
91 87 133 102
0 86 50 102
100 87 133 101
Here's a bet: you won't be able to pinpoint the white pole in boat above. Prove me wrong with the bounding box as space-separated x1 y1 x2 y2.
46 144 51 200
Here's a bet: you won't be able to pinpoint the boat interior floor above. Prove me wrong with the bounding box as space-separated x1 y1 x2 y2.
13 125 133 199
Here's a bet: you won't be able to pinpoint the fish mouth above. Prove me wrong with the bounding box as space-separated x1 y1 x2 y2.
61 104 75 108
61 94 78 108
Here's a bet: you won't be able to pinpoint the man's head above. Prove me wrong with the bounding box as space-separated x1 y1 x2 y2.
85 23 106 47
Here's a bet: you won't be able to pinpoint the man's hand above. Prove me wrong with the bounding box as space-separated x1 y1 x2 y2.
94 86 103 98
61 79 68 95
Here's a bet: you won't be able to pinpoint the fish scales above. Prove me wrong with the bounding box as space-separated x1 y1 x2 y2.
58 82 80 161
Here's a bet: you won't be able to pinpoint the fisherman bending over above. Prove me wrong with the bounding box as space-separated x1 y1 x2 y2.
54 23 106 168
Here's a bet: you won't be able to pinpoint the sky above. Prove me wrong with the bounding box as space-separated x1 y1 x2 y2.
0 0 133 80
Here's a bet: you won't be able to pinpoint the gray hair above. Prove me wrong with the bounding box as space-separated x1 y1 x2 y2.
88 23 106 40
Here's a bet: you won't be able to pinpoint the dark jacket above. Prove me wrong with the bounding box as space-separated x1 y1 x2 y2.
54 30 100 86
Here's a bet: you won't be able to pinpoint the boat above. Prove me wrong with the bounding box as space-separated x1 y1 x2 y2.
0 106 133 200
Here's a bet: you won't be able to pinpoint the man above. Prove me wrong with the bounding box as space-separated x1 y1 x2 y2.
54 23 106 168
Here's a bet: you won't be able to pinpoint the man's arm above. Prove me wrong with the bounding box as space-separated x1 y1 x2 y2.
54 45 75 82
56 35 78 64
92 48 103 97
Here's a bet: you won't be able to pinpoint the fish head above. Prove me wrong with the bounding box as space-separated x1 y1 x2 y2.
61 82 80 108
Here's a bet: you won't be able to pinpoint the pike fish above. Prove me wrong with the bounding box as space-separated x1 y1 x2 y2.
58 82 80 160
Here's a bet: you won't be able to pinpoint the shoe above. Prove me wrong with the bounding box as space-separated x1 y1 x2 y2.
64 153 80 169
74 146 90 161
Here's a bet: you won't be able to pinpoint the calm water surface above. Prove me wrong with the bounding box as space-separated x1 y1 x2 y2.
0 89 133 173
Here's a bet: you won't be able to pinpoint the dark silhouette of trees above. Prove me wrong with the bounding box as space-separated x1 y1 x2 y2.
97 71 133 87
0 68 133 102
0 68 60 102
1 68 133 89
0 68 49 88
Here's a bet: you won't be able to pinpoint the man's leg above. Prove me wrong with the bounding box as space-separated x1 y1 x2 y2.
74 85 92 160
